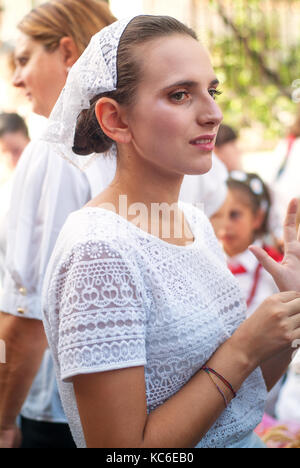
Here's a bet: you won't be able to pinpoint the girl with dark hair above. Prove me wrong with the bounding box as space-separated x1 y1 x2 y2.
42 16 300 448
211 171 281 317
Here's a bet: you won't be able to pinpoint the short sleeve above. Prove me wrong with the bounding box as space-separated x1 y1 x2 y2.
53 240 148 382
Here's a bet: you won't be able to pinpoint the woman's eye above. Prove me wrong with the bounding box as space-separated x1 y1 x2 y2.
209 88 222 100
170 91 189 102
17 57 29 67
230 211 241 220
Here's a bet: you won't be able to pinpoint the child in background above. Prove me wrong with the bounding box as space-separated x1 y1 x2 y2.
211 171 284 418
210 171 283 318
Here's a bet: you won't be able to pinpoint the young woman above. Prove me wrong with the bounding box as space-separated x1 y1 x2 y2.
0 0 116 449
42 16 300 448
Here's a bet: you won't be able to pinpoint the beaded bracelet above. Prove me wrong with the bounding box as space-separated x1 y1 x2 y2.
201 366 237 399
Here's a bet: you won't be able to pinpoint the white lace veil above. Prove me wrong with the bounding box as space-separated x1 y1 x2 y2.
40 17 135 171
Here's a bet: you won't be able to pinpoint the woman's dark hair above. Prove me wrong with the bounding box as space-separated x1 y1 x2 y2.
227 172 272 236
73 15 198 156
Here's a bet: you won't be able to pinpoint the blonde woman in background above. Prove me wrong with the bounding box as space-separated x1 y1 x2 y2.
0 0 116 449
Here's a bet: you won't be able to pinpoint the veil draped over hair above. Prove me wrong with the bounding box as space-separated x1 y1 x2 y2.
40 17 134 171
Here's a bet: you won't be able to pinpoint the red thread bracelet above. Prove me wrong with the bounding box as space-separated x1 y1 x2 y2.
201 366 237 399
205 371 228 408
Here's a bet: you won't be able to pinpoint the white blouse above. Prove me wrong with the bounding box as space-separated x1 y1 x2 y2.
42 202 267 448
0 151 226 321
0 176 13 297
0 142 225 425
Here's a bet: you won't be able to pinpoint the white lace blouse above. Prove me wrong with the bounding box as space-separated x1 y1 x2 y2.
42 202 267 448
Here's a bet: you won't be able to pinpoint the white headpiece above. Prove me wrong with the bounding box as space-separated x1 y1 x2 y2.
40 17 135 171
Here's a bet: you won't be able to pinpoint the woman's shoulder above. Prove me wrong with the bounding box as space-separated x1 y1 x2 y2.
179 200 207 221
52 207 140 266
43 207 148 309
179 201 216 237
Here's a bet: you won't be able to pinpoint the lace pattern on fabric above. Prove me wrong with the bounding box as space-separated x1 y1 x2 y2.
40 17 134 170
43 203 267 448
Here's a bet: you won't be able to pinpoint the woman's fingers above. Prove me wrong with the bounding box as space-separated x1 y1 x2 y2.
297 224 300 243
284 199 298 244
289 314 300 332
249 245 280 277
277 291 300 304
285 296 300 317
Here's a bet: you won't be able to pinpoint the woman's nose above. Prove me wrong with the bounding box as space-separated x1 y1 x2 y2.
12 68 23 88
197 99 223 128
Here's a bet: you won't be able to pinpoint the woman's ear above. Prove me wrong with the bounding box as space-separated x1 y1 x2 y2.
59 37 79 69
95 98 132 145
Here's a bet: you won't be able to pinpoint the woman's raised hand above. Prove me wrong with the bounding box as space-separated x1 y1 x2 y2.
249 199 300 292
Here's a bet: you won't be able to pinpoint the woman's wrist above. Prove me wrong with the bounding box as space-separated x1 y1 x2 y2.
203 333 259 401
223 333 259 377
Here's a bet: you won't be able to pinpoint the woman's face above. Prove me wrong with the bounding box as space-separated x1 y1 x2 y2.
125 34 223 176
211 189 263 257
13 33 69 118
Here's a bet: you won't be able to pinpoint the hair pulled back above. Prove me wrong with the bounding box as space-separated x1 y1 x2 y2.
18 0 116 56
72 15 198 156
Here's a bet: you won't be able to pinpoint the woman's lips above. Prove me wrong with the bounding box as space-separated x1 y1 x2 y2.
190 134 216 151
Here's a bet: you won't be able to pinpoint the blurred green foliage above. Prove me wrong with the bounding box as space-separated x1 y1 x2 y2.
207 0 300 144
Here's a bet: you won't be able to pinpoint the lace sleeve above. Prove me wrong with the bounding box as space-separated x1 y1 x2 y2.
53 240 148 382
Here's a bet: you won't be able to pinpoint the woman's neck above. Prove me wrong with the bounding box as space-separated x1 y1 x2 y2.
87 150 195 246
93 148 184 209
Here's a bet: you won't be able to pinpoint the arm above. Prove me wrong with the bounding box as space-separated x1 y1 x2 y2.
73 290 300 448
0 312 48 447
74 334 254 449
260 348 294 392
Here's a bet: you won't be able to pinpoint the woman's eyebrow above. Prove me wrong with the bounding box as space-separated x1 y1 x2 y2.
14 48 29 61
163 78 220 91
